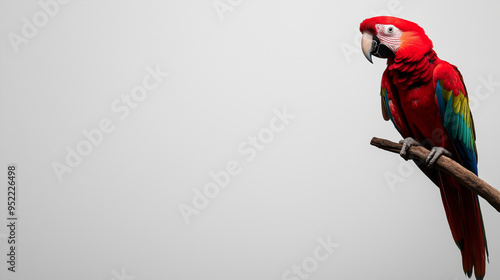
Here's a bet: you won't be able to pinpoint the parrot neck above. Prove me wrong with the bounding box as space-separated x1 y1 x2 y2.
386 49 438 89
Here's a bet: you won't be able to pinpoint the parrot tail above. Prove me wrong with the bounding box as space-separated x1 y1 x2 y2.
438 172 488 280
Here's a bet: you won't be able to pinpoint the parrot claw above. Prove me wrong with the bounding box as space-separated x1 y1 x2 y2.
425 146 452 168
398 137 421 160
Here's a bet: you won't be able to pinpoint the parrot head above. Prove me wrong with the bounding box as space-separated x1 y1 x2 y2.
359 16 433 63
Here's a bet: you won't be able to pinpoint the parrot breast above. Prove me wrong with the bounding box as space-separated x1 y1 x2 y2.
387 49 437 89
387 49 446 146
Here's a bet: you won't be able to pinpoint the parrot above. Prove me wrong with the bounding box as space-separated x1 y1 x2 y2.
359 16 488 279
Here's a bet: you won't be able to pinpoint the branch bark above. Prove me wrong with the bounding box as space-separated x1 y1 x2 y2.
370 137 500 213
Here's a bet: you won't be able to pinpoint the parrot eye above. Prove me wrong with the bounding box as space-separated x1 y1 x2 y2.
375 24 400 37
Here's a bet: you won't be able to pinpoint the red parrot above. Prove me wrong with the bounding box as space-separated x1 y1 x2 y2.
360 16 488 279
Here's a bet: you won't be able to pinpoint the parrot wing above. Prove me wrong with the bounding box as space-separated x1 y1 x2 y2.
433 62 488 279
434 63 477 173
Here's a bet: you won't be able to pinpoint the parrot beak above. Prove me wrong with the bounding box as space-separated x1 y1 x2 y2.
361 31 395 63
361 32 375 64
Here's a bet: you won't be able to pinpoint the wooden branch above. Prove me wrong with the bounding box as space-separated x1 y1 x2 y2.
370 137 500 213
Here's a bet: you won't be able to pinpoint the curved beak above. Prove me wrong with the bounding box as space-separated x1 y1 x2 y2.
361 32 375 64
361 31 395 63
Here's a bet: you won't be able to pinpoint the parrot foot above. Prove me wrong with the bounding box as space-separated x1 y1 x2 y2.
398 137 421 160
426 146 452 168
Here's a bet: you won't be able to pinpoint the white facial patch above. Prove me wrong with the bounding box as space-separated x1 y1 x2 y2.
375 24 403 53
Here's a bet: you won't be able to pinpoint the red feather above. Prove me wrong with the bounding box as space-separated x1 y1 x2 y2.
361 16 488 279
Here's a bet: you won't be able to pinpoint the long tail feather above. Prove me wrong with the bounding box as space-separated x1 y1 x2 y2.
437 171 487 279
463 188 486 279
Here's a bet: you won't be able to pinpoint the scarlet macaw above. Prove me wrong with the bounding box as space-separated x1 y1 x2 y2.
360 16 488 279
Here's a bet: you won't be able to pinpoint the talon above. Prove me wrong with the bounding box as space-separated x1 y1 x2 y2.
398 137 421 160
425 146 452 168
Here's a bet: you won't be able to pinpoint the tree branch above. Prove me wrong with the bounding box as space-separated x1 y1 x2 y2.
370 137 500 212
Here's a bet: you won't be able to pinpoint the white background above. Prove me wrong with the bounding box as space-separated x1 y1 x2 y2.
0 0 499 279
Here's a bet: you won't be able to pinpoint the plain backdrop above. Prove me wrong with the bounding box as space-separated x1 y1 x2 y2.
0 0 499 280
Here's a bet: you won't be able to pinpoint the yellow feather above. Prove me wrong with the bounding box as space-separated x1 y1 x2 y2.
461 96 468 117
443 88 452 102
452 92 462 114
